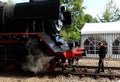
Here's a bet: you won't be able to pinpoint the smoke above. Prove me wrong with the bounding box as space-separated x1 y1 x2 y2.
23 38 54 74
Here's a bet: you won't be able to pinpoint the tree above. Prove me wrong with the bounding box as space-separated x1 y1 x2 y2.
98 0 120 22
84 14 92 23
91 17 99 23
60 0 92 41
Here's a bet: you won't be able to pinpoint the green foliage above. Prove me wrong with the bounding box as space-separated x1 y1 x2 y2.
60 0 93 42
60 30 68 41
98 0 120 22
84 14 92 23
91 17 99 23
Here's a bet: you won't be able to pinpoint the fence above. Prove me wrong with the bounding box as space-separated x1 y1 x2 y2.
81 33 120 59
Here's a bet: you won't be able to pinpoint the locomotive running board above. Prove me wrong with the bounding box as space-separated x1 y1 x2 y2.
0 32 64 54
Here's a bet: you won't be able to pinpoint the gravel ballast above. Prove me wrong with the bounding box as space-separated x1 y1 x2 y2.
0 58 120 82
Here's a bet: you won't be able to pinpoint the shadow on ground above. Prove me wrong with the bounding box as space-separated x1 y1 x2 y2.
0 67 64 79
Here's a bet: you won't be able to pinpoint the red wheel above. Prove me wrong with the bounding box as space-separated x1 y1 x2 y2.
44 60 56 73
0 64 16 70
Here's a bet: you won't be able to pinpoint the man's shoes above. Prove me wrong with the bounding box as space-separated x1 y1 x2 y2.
95 70 100 73
95 70 105 74
101 70 104 72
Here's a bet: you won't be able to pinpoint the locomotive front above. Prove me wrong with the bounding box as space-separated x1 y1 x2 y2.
0 0 84 73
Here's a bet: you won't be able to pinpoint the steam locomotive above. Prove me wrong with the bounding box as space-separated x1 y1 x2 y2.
0 0 85 73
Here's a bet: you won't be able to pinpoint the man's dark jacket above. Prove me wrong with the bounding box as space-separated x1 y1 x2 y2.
99 46 106 58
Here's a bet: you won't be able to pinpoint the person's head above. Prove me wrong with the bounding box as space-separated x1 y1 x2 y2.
98 42 104 46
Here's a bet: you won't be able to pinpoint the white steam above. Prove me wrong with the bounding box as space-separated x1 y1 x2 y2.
23 38 54 74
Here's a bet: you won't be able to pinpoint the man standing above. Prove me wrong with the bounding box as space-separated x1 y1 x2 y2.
97 42 106 73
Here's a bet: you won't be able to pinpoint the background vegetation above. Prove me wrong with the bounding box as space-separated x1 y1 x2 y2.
60 0 120 42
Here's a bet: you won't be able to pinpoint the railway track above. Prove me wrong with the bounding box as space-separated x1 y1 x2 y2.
0 64 119 79
61 65 120 78
67 65 120 70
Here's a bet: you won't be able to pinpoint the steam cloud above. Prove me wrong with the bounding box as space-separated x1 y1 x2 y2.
23 38 54 74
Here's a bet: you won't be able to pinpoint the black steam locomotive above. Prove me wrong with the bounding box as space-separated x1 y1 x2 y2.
0 0 84 73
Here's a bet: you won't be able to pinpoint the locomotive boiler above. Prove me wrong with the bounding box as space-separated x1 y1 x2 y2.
0 0 85 73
